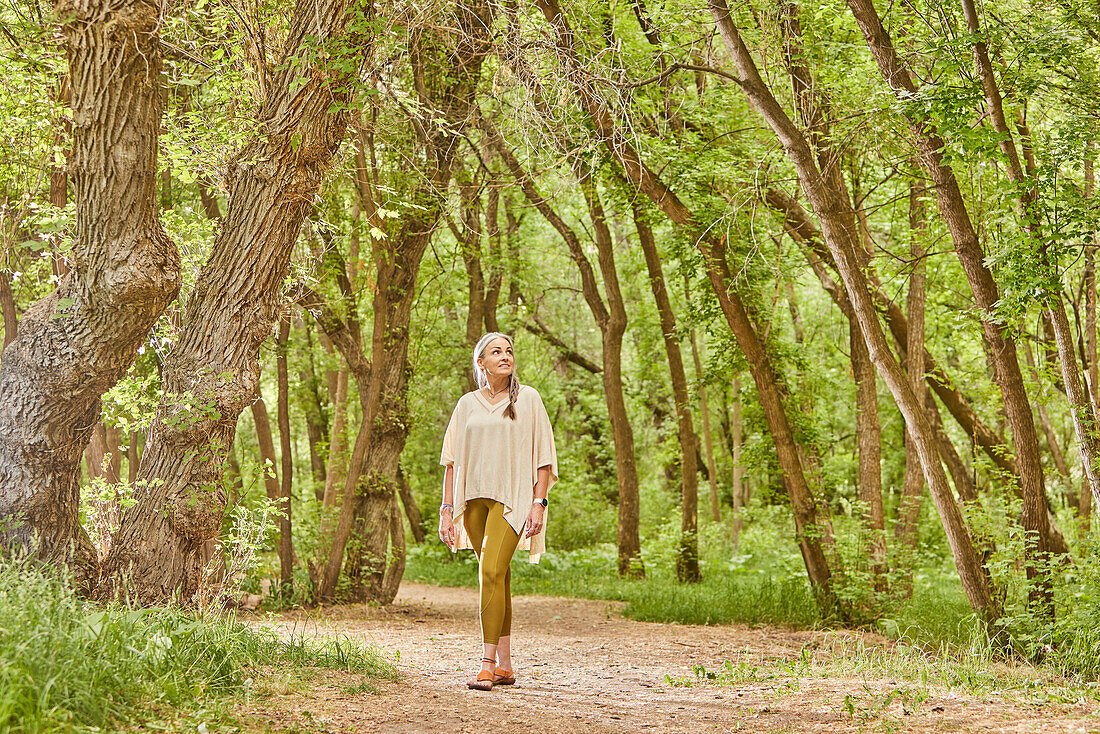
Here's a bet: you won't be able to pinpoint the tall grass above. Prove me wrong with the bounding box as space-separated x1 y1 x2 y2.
0 559 395 733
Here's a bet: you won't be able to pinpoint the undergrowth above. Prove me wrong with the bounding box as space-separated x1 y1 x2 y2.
0 559 396 733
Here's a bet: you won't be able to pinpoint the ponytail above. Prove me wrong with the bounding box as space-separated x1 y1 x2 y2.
504 373 519 421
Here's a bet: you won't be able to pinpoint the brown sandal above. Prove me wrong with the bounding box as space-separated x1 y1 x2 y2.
468 659 496 691
493 667 515 685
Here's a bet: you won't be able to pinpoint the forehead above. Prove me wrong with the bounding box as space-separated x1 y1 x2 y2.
485 337 512 351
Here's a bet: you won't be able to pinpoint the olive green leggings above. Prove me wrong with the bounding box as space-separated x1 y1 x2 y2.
462 498 520 644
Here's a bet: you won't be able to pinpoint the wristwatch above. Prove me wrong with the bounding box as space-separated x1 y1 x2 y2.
533 497 548 508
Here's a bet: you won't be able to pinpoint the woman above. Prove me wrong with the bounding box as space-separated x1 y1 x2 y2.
438 332 558 691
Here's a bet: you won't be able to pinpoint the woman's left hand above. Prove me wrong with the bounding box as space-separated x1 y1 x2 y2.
524 504 545 539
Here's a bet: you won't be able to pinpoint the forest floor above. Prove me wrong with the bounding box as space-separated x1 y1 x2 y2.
242 583 1099 733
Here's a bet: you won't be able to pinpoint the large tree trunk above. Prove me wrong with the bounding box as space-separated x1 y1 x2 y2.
633 202 699 582
711 0 996 618
0 0 180 587
101 0 367 603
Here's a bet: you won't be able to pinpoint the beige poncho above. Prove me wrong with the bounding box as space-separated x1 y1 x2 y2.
440 385 559 563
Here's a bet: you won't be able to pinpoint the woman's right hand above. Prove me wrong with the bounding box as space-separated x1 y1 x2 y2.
438 509 456 549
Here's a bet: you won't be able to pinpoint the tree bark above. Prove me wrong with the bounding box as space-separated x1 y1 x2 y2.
633 202 699 582
276 316 294 588
711 0 996 618
101 0 368 603
0 0 180 587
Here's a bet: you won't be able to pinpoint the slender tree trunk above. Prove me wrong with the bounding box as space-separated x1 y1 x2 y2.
396 467 425 544
490 133 644 577
276 316 294 587
769 186 1071 556
896 179 928 561
730 377 744 541
0 0 180 587
299 320 328 502
319 2 489 602
685 275 721 523
0 270 17 348
691 331 721 524
1085 159 1097 528
633 202 699 582
845 0 1050 614
711 0 995 617
530 0 836 602
251 397 280 502
101 0 368 603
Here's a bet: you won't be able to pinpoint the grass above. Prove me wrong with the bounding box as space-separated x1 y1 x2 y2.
0 559 396 733
405 539 822 628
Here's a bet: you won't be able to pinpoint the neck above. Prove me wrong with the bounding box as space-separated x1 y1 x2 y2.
486 375 510 395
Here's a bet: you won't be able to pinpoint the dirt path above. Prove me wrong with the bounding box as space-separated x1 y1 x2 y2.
251 583 1097 733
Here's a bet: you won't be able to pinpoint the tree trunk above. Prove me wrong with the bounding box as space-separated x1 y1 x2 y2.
299 319 329 502
768 186 1071 556
396 467 425 544
250 397 281 502
845 0 1050 610
531 0 836 602
0 0 180 587
711 0 996 618
730 377 744 542
1085 162 1097 528
276 316 294 588
319 2 489 602
101 0 368 603
895 179 928 563
685 274 721 523
490 133 644 577
580 170 644 578
633 202 699 582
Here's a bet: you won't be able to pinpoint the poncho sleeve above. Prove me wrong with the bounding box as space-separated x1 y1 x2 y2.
440 399 463 466
531 388 558 491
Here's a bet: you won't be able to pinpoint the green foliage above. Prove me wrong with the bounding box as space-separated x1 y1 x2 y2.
0 559 395 733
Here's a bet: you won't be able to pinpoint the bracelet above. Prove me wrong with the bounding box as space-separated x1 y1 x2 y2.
439 503 453 516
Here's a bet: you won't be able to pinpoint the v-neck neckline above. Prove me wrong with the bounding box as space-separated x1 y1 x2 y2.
474 388 512 412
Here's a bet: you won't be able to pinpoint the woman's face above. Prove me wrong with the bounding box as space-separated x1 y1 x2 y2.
478 337 514 379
